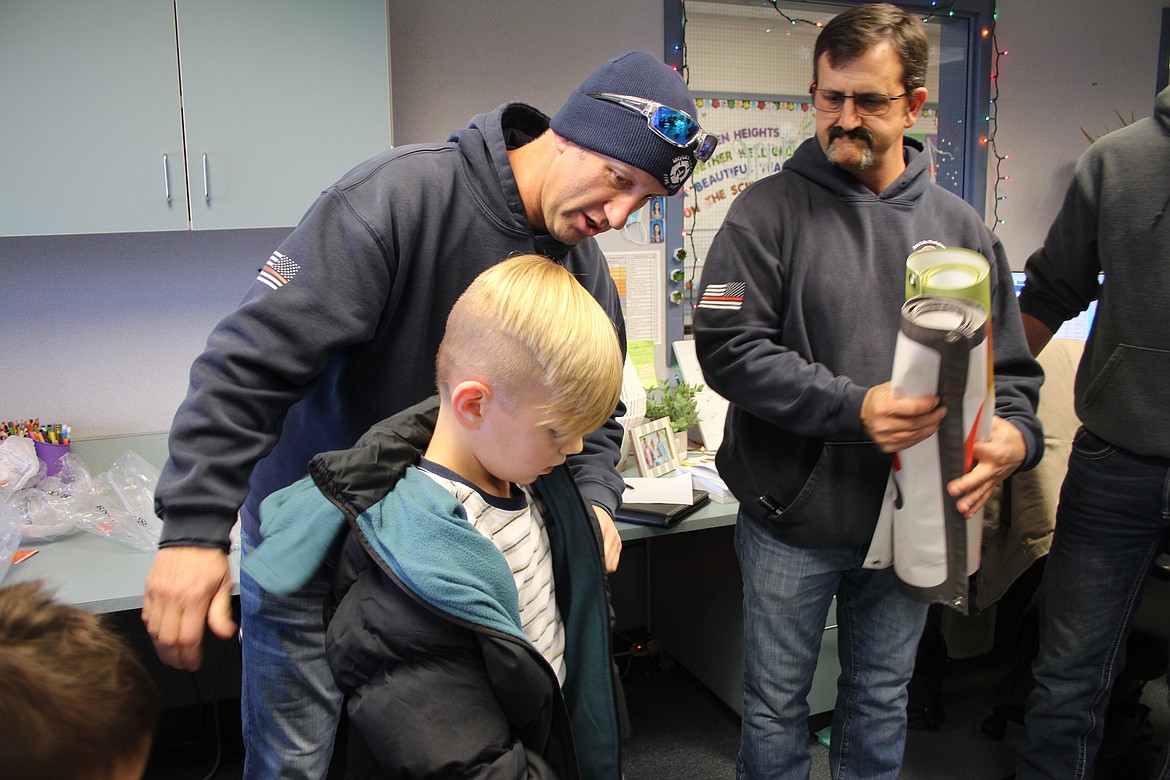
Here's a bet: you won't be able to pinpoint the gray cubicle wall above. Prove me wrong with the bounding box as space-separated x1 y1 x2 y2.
647 524 840 717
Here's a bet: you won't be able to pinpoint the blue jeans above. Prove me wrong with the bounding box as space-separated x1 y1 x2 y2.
1017 429 1170 780
240 528 343 780
735 511 929 780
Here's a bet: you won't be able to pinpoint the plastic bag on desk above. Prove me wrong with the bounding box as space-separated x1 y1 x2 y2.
104 451 164 541
45 452 162 552
0 494 21 583
4 482 78 543
0 435 42 492
2 447 79 542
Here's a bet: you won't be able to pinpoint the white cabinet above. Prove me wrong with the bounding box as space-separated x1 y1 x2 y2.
0 0 390 236
1 2 187 235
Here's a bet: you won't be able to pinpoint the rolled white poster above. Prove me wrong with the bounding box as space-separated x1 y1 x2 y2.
878 296 989 613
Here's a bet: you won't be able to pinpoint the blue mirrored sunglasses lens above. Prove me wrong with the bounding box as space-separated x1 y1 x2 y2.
650 106 700 145
695 134 718 162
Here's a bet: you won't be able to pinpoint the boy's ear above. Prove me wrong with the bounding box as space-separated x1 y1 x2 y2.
449 380 491 429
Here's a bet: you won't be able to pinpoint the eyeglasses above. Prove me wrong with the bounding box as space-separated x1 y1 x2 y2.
809 87 909 117
588 92 718 162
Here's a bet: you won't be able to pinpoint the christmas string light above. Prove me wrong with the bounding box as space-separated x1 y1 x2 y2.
764 0 965 29
920 0 963 23
987 3 1009 230
676 0 705 317
765 0 824 29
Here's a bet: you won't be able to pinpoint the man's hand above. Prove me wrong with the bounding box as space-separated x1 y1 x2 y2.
142 546 237 671
594 505 622 573
947 416 1027 518
861 381 946 453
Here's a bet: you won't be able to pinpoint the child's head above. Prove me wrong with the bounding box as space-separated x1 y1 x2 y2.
0 580 159 780
433 254 623 488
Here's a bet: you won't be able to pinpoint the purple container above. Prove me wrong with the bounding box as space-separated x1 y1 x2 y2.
33 440 70 477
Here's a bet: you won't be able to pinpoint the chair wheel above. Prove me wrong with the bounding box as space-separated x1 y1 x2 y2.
982 714 1008 740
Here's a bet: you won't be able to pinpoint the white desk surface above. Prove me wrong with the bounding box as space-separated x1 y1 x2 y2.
7 486 735 615
8 532 241 615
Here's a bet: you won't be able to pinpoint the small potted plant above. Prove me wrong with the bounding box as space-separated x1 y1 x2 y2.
644 378 703 454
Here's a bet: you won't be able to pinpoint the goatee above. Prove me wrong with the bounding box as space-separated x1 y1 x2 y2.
826 126 875 170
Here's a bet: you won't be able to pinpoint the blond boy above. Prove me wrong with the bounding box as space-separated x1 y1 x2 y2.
248 254 625 778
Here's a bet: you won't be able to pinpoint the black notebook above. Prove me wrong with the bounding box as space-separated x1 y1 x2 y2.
615 489 711 528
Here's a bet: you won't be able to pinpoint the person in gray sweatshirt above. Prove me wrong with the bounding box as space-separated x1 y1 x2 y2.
1015 84 1170 780
693 5 1042 778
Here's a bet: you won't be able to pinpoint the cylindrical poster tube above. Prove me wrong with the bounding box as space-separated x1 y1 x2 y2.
890 296 989 613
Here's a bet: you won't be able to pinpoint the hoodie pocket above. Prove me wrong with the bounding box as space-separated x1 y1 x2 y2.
759 441 891 543
1081 344 1170 425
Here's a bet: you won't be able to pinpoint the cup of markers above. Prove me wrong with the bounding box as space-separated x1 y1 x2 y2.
2 420 72 477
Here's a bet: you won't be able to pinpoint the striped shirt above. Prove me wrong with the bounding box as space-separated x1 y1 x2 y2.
418 460 567 685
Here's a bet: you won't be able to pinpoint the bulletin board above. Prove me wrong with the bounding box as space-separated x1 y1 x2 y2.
683 98 940 270
683 100 815 266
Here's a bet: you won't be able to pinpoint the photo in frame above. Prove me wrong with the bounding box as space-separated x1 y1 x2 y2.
631 417 681 478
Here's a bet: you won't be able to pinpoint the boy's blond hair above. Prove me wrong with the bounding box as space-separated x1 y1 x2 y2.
437 254 623 436
0 580 159 780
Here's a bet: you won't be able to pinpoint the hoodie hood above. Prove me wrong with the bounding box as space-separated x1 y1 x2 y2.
1156 86 1170 227
451 102 580 259
1156 84 1170 137
782 134 932 203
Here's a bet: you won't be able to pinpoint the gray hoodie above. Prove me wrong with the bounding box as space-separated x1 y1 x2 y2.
1019 86 1170 459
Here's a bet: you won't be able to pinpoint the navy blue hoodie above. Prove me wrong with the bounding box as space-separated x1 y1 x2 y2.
694 136 1042 544
155 103 626 549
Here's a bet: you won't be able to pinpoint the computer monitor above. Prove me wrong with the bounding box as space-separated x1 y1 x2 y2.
1011 271 1099 342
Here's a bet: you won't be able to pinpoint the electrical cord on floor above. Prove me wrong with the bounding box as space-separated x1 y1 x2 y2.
189 632 236 780
200 626 241 780
612 629 660 679
195 655 225 780
144 635 237 779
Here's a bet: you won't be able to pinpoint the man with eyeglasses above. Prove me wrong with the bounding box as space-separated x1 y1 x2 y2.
141 50 713 779
694 5 1042 779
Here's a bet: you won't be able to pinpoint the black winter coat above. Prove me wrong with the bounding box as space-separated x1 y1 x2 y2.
314 399 623 779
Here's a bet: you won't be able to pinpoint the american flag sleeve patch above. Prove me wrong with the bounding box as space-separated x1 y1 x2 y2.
257 251 300 290
698 282 746 310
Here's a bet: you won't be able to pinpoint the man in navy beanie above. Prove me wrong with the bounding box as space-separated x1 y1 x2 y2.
553 51 715 196
142 51 713 778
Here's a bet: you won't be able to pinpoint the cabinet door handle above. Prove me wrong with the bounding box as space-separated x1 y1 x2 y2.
202 153 210 203
162 154 172 203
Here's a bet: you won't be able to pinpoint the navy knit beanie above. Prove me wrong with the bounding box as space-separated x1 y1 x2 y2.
552 52 701 195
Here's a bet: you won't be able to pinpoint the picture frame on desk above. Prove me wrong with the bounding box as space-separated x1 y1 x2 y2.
631 417 681 478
